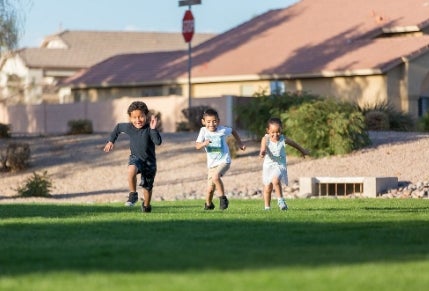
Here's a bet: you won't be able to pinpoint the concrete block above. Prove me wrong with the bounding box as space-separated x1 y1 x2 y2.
299 176 398 198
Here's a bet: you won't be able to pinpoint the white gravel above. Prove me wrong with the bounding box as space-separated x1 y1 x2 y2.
1 131 429 203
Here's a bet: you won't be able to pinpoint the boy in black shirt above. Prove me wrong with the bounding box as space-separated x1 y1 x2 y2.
104 101 162 212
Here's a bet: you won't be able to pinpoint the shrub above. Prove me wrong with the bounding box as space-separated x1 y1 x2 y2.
234 91 320 137
67 119 93 134
17 171 53 197
360 101 415 131
176 121 190 132
0 142 31 172
181 105 214 131
417 112 429 131
0 123 11 138
364 110 390 130
284 99 371 157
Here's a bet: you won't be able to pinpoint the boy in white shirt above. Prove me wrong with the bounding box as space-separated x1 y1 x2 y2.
195 109 246 210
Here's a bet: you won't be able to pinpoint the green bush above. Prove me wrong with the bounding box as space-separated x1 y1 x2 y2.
17 171 52 197
364 110 390 130
0 142 31 172
284 99 371 157
417 112 429 131
360 101 415 131
235 91 320 137
67 119 93 135
0 123 11 138
180 105 214 131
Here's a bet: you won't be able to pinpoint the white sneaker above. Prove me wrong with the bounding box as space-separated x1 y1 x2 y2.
278 198 288 211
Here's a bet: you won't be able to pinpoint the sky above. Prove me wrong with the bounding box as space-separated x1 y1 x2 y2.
18 0 298 48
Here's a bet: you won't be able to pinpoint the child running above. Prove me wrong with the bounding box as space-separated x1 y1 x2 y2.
195 109 246 210
104 101 162 212
259 117 309 210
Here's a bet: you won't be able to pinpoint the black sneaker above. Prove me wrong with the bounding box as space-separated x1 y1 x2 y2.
141 204 152 213
125 192 138 206
219 196 229 210
204 202 215 210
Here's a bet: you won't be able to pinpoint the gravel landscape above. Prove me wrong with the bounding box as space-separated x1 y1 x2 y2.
1 130 429 204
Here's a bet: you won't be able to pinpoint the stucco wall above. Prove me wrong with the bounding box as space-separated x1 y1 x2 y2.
0 95 240 135
192 80 270 97
285 75 388 107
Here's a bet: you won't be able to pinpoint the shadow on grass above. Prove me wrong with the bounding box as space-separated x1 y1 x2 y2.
0 203 428 276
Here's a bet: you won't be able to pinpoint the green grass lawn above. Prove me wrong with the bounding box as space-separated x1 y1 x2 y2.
1 199 428 291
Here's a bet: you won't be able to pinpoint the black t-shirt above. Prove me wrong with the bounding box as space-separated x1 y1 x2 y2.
108 123 162 166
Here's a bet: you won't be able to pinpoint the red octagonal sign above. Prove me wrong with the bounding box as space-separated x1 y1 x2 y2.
182 10 194 43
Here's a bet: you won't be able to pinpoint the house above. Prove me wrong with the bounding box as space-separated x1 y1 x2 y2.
63 0 429 118
0 30 216 104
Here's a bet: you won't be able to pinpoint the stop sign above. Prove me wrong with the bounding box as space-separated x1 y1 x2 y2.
182 10 194 43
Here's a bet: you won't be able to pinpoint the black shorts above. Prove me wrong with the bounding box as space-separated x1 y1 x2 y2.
128 155 157 190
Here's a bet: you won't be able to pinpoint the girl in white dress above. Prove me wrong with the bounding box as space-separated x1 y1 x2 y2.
259 118 309 210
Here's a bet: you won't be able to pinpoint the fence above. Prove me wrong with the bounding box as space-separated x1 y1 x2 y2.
0 95 249 135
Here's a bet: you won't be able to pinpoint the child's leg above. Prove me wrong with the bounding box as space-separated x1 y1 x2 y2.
206 164 230 202
272 177 283 199
272 177 288 210
127 165 138 192
142 188 152 207
211 172 225 197
139 168 156 212
206 183 215 205
125 165 139 206
263 183 273 209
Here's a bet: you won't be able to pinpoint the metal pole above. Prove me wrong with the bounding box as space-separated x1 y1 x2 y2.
188 4 192 109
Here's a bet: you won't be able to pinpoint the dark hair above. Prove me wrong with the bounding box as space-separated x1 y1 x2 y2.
202 108 219 119
127 101 149 116
267 117 282 128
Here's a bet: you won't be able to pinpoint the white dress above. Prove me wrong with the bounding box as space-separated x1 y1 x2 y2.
262 134 288 186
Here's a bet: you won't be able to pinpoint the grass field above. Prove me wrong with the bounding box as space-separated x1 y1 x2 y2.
0 199 428 291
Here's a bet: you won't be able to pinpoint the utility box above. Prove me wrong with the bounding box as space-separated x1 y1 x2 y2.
299 177 398 198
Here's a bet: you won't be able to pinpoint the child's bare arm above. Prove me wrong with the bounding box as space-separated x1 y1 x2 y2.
232 129 246 151
285 137 310 157
259 137 266 158
195 139 211 150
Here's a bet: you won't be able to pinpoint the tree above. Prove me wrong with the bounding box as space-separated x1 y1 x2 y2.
0 0 29 52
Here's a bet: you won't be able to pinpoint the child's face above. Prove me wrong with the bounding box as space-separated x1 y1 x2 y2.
202 115 219 132
267 123 282 141
129 109 147 129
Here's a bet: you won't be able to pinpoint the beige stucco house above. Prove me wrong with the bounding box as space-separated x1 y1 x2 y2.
0 30 215 105
63 0 429 118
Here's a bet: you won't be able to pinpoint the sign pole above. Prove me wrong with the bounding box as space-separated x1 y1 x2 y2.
187 5 192 109
179 0 201 109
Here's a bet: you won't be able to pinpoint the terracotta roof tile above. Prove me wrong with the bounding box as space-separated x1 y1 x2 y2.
65 0 429 86
18 30 215 69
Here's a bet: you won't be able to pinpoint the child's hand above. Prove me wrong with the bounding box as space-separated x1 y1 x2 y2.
104 142 114 152
301 149 310 157
239 143 246 151
150 115 158 129
259 150 266 158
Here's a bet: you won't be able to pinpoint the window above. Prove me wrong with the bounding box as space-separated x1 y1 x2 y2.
270 80 285 95
418 96 429 116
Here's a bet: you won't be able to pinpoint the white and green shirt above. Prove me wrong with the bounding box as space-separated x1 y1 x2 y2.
196 126 233 168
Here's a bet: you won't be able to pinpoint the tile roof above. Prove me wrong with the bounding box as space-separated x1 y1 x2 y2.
65 0 429 87
16 30 216 69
